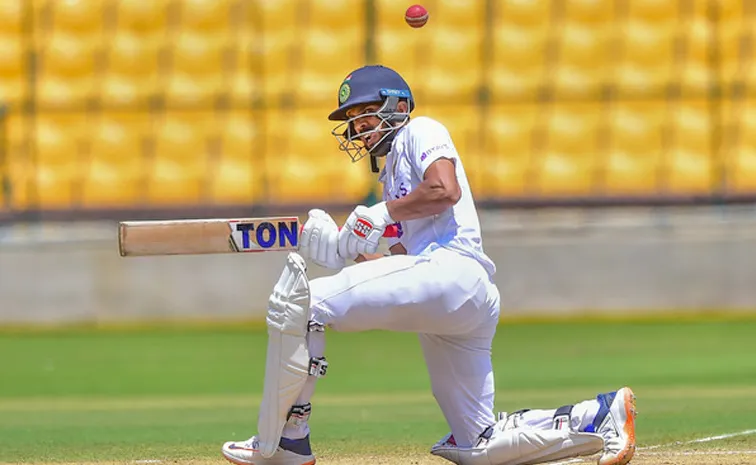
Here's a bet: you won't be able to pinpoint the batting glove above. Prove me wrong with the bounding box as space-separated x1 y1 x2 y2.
338 202 394 260
300 209 345 270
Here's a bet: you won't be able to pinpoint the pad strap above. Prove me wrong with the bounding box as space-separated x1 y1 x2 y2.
553 404 574 431
285 403 311 428
308 357 328 377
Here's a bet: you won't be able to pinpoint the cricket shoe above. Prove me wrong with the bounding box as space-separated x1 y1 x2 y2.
222 435 316 465
592 387 637 465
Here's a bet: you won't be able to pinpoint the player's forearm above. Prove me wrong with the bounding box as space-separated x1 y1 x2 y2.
387 179 461 221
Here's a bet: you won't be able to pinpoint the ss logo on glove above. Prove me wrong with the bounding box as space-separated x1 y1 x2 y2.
353 218 374 238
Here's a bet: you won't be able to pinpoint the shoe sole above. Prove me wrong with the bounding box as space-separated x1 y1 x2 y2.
602 387 637 465
222 450 316 465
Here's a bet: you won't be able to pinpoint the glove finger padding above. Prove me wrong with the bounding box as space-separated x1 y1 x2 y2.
301 210 344 270
299 216 318 259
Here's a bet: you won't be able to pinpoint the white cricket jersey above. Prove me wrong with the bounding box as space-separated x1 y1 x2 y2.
379 116 497 278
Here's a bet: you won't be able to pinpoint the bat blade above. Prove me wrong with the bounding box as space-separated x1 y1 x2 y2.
118 217 301 257
118 217 400 257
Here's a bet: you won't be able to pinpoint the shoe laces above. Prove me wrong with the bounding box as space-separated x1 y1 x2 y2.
241 436 259 450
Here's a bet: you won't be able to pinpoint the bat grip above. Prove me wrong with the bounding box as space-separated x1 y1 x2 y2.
298 223 400 238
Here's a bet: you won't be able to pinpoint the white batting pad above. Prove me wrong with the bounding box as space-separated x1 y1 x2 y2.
257 253 312 458
431 425 603 465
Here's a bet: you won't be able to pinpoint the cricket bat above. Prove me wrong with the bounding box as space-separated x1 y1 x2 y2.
118 216 400 257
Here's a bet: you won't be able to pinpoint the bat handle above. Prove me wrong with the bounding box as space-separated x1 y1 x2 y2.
298 223 400 238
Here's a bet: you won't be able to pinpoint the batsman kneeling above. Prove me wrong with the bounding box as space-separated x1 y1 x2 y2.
222 65 637 465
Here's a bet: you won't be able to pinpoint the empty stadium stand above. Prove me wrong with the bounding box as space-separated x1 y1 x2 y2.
0 0 752 213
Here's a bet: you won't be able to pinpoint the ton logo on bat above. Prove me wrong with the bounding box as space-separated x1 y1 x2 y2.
230 219 299 252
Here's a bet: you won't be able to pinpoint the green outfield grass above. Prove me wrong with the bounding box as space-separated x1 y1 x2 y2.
1 317 755 463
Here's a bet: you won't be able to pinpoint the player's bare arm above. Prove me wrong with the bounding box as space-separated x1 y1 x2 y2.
386 158 461 221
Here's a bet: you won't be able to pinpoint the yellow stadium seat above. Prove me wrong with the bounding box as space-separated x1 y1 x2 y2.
36 34 98 107
720 0 743 21
626 0 678 22
538 150 597 196
679 18 711 97
228 30 262 106
375 0 415 28
101 33 163 107
257 0 298 34
374 30 422 93
148 112 217 204
552 23 612 99
36 114 86 165
420 28 483 102
0 1 22 34
166 33 227 107
615 21 677 98
490 24 548 102
729 147 756 193
666 148 713 194
5 136 32 209
295 28 364 105
376 0 484 102
6 112 29 152
83 113 149 207
37 34 98 77
210 156 260 204
49 0 104 36
179 0 231 32
31 0 50 46
220 111 260 160
258 30 297 102
34 114 87 208
33 163 79 208
211 112 263 203
0 36 27 105
308 0 365 29
113 0 169 34
480 104 539 197
37 77 97 109
264 109 372 205
431 0 485 29
715 0 745 86
537 104 602 195
604 102 667 194
563 0 614 23
1 112 29 208
670 101 710 154
726 100 756 192
666 101 713 193
495 0 551 26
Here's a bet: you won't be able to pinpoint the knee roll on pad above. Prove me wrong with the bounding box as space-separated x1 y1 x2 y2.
257 253 314 458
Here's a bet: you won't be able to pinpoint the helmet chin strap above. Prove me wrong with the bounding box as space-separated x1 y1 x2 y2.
368 96 407 173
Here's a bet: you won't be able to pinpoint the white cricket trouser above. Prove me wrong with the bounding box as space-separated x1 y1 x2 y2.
309 247 501 447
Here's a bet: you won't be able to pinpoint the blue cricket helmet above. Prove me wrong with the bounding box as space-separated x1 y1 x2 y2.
328 65 415 121
329 65 415 171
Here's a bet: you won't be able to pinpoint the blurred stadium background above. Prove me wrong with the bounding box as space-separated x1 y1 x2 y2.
2 0 756 325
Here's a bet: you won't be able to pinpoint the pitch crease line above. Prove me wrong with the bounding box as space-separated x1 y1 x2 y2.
550 429 756 465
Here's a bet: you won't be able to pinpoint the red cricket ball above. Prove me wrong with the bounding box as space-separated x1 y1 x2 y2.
405 4 429 28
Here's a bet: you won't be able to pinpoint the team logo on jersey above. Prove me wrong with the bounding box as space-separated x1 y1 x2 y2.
339 82 351 104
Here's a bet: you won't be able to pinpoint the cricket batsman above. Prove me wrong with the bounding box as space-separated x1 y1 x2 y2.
221 65 637 465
